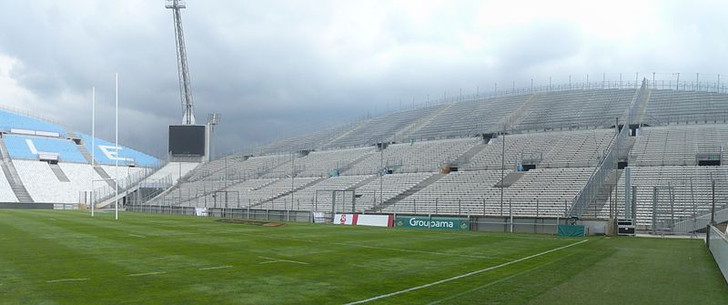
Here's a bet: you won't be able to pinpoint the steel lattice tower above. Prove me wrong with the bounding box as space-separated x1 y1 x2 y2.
166 0 195 125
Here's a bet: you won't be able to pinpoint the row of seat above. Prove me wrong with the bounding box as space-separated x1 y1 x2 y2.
646 90 728 125
408 95 530 140
346 138 480 175
630 124 728 166
246 89 642 154
464 129 613 170
0 133 159 167
602 165 728 227
514 89 636 131
385 168 593 217
0 110 67 137
11 160 143 204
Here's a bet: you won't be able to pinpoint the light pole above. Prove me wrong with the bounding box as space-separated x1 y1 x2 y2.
114 72 119 220
91 86 96 217
379 141 385 206
500 124 506 215
207 113 220 160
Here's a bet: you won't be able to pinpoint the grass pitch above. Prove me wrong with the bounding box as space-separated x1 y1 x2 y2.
0 210 725 304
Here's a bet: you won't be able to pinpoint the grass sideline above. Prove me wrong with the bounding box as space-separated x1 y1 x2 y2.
0 210 724 304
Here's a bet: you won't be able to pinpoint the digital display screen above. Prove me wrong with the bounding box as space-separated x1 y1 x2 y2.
169 125 206 156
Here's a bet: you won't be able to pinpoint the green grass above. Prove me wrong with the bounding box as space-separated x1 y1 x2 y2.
0 210 725 304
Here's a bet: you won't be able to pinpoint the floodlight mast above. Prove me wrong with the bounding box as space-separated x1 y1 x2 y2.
166 0 196 125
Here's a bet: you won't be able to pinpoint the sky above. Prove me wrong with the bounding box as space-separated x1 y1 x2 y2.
0 0 726 158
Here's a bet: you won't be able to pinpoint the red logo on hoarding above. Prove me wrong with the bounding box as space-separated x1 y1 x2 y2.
340 214 347 224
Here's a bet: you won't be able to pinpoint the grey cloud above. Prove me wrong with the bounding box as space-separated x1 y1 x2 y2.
1 0 728 158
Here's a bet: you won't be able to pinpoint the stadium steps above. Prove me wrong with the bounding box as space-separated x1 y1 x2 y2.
1 162 35 203
0 142 5 162
67 130 117 188
320 121 367 149
48 163 70 182
253 177 326 207
93 166 117 189
618 136 636 160
581 169 622 218
455 142 488 166
0 137 34 203
374 173 445 211
500 93 541 131
263 158 297 178
338 152 376 174
68 130 94 164
394 103 455 140
494 172 526 188
249 178 280 191
345 175 379 191
634 88 652 125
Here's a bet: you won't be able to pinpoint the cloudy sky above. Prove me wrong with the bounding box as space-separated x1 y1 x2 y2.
0 0 726 158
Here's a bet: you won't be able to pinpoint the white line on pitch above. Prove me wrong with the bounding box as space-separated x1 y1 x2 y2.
426 252 579 305
331 242 501 260
127 271 166 277
128 234 146 238
199 265 233 271
46 278 89 283
232 231 505 260
345 239 589 305
258 256 309 265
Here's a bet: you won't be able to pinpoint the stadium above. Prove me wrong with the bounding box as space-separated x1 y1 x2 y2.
1 77 727 304
1 1 727 304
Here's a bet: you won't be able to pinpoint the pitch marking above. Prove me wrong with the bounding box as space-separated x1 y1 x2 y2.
232 231 505 260
426 252 579 304
199 265 233 271
128 234 146 238
258 256 309 265
331 242 501 260
46 278 89 283
345 239 589 304
127 271 166 277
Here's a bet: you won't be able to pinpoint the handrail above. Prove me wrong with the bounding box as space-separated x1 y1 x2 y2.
567 80 648 217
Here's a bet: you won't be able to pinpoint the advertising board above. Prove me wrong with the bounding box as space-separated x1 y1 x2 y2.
394 216 470 231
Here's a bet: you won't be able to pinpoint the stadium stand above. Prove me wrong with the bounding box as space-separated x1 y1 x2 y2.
255 124 361 154
513 89 636 131
265 147 374 178
187 154 290 182
8 79 728 235
0 108 162 205
352 172 435 211
3 134 86 163
464 129 614 170
78 133 159 167
262 175 374 210
14 160 100 203
406 95 531 140
605 166 728 228
207 176 323 207
0 167 18 202
0 109 67 137
145 162 198 183
645 90 728 125
629 124 728 166
385 168 593 216
132 81 728 235
345 138 481 175
324 106 443 149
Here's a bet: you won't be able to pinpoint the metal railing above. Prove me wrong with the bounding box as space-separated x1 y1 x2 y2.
91 160 166 204
127 205 314 223
567 80 648 217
